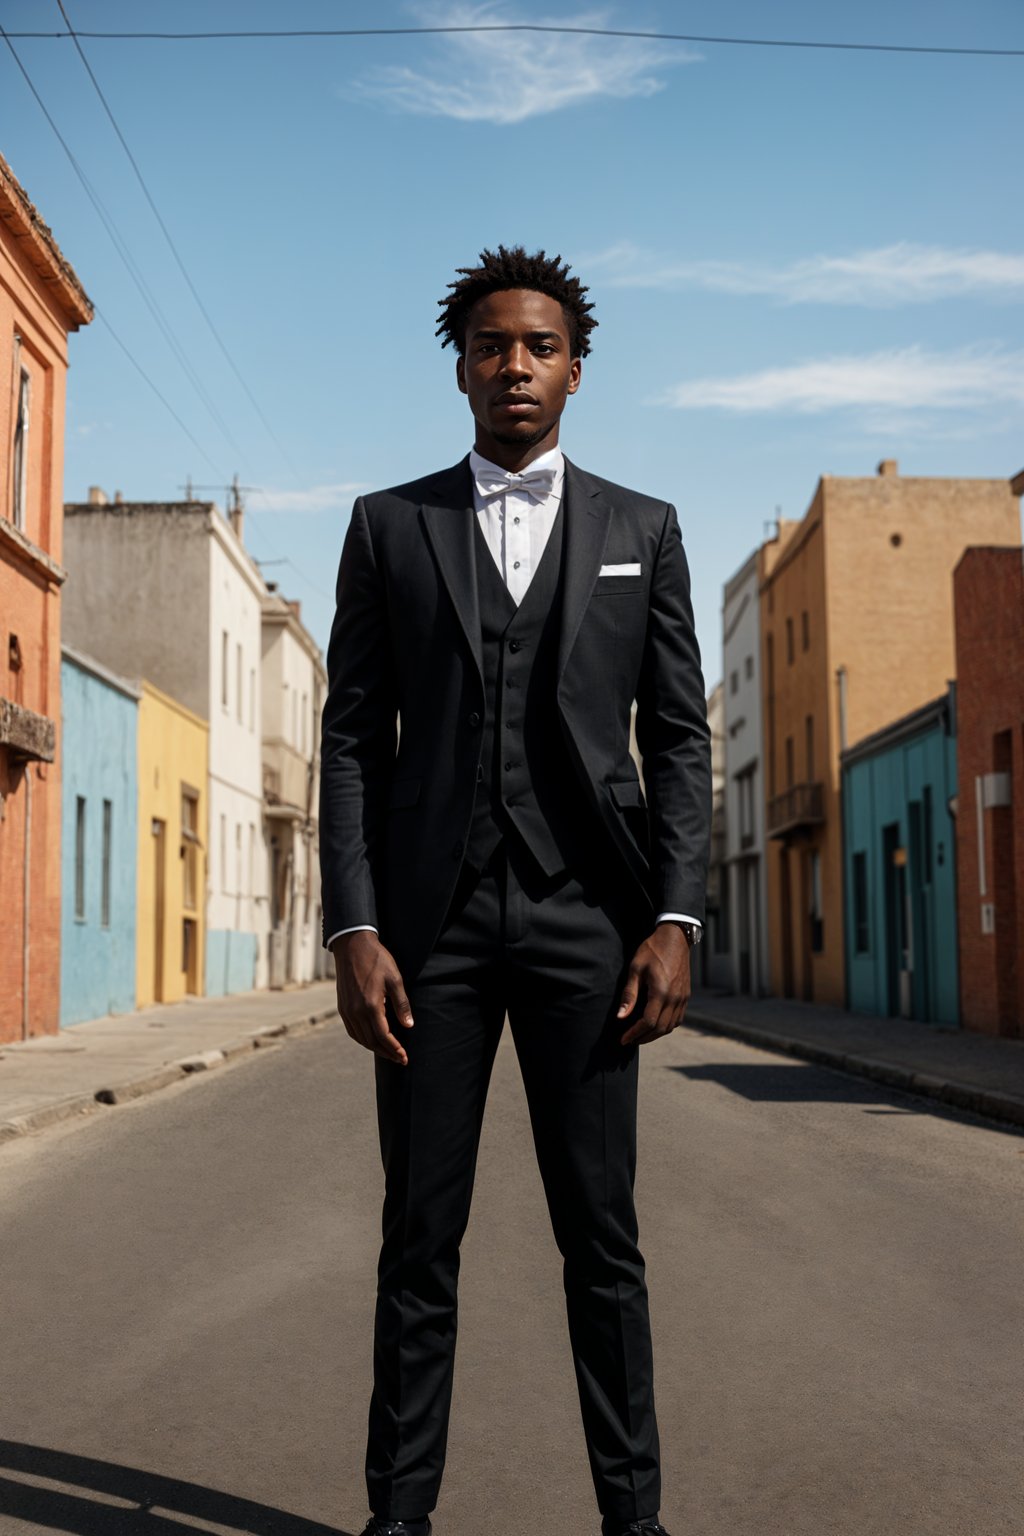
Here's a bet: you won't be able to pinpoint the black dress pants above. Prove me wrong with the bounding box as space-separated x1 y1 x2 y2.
367 840 661 1524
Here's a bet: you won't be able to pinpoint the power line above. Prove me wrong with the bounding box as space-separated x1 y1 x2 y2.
96 312 226 478
54 0 302 481
0 22 244 461
4 24 1023 58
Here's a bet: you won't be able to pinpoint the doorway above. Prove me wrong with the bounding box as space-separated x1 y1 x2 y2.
152 818 166 1003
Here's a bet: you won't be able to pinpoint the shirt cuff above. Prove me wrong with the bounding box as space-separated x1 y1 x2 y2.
656 912 702 931
326 925 378 950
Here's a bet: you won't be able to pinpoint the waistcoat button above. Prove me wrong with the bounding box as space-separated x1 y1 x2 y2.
508 639 522 653
468 711 481 727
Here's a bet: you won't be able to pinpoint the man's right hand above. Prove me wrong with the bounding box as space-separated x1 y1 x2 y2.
330 931 414 1067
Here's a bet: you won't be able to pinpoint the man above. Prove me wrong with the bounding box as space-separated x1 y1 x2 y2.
320 245 711 1536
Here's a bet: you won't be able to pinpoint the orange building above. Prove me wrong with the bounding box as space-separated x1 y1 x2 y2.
0 154 92 1041
761 461 1020 1007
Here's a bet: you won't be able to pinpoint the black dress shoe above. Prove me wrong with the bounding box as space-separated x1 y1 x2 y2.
362 1519 432 1536
605 1521 671 1536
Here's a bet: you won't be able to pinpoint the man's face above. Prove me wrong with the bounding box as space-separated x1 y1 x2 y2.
456 288 581 462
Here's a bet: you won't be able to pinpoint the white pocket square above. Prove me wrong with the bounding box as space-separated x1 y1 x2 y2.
599 562 642 577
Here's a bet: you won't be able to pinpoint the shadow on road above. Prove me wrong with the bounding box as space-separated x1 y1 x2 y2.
0 1440 353 1535
669 1060 922 1109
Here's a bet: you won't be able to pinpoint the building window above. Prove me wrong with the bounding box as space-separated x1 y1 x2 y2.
182 787 200 911
923 784 933 883
802 610 810 651
805 714 815 782
75 796 86 920
236 643 243 723
283 681 289 743
785 736 795 789
786 617 795 664
766 635 775 797
744 655 754 680
729 670 739 696
853 851 869 953
235 823 242 896
248 823 256 897
738 766 756 848
12 366 30 530
221 630 229 710
101 799 112 928
293 687 298 747
250 667 256 732
220 813 227 893
810 850 825 953
302 692 308 754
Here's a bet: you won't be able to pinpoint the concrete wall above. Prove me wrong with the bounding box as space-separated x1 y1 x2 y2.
722 548 770 995
842 707 958 1026
60 653 139 1024
207 521 267 991
62 504 212 720
954 547 1024 1038
137 682 208 1008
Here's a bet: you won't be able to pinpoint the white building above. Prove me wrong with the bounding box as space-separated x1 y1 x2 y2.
63 490 269 996
722 547 771 995
694 681 731 989
261 588 327 986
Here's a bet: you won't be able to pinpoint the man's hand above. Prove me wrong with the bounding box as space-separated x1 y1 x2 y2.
331 931 414 1066
617 923 692 1046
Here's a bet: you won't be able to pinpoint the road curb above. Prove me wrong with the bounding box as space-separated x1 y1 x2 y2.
685 1009 1024 1132
0 1003 340 1148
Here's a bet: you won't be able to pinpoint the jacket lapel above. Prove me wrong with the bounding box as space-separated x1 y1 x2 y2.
420 457 484 683
558 457 612 678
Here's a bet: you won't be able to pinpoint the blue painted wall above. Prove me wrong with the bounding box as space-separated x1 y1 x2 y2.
205 929 258 997
60 656 139 1025
842 713 958 1025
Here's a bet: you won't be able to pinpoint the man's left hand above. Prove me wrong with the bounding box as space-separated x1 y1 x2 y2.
617 923 692 1046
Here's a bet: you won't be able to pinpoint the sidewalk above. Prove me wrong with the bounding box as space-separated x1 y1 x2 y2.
686 991 1024 1131
0 983 338 1146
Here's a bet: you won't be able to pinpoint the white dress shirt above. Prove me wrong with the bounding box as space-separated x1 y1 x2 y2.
328 447 701 946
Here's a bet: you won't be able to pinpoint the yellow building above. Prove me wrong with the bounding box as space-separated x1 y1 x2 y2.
136 682 208 1006
761 461 1020 1007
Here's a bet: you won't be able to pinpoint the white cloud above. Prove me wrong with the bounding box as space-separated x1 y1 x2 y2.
252 482 368 513
344 2 698 125
657 346 1024 414
586 241 1024 305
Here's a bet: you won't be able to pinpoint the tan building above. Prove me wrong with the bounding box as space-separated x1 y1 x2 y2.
261 589 327 986
761 460 1020 1006
136 681 208 1007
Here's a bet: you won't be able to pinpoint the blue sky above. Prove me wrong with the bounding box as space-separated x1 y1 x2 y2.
3 0 1022 684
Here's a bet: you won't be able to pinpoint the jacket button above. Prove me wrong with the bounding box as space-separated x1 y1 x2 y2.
468 711 481 727
504 761 514 771
508 639 522 653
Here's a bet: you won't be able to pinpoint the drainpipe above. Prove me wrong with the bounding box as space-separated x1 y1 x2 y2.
836 666 848 754
22 767 32 1039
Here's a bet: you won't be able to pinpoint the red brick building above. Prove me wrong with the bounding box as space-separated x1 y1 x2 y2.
953 513 1024 1038
0 154 92 1040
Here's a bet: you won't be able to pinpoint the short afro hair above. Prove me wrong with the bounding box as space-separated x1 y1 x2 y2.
436 244 597 358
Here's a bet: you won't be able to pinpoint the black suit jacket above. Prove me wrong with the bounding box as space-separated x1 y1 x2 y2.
319 455 712 981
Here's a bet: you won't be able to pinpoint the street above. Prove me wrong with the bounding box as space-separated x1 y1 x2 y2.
0 1019 1021 1536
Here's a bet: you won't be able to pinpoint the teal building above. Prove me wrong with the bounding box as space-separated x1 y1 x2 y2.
60 647 140 1025
841 688 958 1025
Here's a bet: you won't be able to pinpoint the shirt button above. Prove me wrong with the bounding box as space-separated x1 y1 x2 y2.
468 711 481 727
513 560 521 569
509 639 521 653
514 517 521 524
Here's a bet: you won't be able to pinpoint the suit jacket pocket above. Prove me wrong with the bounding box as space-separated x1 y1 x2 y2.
609 778 646 810
388 777 421 810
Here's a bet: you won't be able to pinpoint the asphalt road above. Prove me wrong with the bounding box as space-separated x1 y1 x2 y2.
0 1019 1021 1536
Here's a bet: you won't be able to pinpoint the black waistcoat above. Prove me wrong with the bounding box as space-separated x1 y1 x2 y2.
464 501 590 879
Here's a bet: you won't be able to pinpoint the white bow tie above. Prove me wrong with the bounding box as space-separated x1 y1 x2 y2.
474 464 557 503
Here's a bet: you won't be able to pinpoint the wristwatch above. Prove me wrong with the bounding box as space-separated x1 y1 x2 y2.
680 922 703 949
